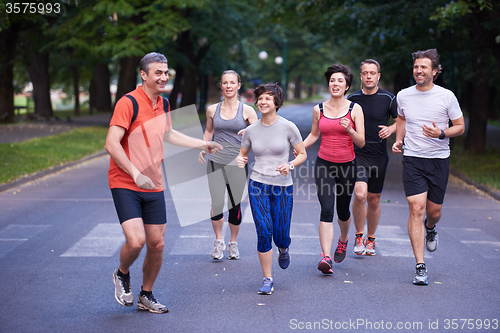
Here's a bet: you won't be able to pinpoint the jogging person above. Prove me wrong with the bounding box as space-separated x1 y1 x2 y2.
105 52 222 312
236 83 306 294
392 49 464 285
348 59 398 256
199 70 258 260
301 64 365 275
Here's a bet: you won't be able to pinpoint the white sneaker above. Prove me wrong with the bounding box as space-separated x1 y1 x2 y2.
137 293 169 313
211 239 226 260
227 241 240 260
353 233 366 255
112 268 133 306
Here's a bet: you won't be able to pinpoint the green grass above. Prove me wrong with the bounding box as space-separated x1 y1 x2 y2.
0 127 108 184
450 137 500 192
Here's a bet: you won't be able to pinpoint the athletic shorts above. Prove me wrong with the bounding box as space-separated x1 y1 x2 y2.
111 188 167 224
355 154 389 194
402 156 449 205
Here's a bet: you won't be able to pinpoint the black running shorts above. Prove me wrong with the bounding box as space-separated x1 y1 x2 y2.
111 188 167 224
355 154 389 194
402 156 449 205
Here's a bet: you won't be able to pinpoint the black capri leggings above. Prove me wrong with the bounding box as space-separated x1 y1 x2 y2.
314 156 356 222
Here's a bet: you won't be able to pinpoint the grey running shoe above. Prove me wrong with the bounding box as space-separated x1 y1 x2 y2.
257 278 274 295
137 293 169 313
113 268 133 306
334 236 349 263
227 241 240 260
413 263 429 285
353 233 366 255
365 237 376 256
211 239 226 260
425 223 439 252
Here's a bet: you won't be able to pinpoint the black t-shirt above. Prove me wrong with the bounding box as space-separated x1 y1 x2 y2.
348 88 398 156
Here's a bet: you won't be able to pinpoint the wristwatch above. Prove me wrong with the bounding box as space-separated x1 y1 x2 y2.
288 162 295 170
439 130 445 140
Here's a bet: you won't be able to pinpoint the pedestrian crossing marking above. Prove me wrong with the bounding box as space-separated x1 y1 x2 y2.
168 224 229 255
0 224 50 258
60 223 124 257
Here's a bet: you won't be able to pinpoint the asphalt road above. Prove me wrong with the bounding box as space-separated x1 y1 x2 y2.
1 102 499 333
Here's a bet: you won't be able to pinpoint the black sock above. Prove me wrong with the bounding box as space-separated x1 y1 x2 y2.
416 263 426 269
140 288 152 296
117 269 129 278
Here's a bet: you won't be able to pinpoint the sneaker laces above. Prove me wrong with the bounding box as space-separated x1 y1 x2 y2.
426 229 436 241
144 292 159 304
120 275 131 293
336 240 347 254
415 264 426 276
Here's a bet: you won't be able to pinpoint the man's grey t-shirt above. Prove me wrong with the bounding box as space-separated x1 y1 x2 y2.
241 116 302 186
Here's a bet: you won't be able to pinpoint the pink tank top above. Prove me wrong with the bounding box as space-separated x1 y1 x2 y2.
318 102 356 163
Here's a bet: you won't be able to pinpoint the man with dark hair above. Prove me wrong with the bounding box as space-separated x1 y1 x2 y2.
348 59 398 256
105 52 222 312
392 49 464 285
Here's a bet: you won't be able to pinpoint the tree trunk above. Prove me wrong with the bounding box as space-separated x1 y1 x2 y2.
294 75 302 100
115 56 140 106
464 62 488 154
199 74 208 114
89 77 96 115
0 29 17 123
180 65 198 108
393 72 411 94
169 64 184 110
28 52 53 120
72 65 80 116
93 62 112 112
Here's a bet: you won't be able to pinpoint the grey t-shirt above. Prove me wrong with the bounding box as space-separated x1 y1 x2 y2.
241 116 302 186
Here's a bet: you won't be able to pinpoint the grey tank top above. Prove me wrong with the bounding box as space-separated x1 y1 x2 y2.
209 101 248 165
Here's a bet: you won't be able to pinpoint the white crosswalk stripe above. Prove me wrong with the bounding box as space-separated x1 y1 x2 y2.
0 224 50 258
60 223 124 257
442 227 500 259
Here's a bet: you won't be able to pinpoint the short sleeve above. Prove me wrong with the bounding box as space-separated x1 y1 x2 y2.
390 95 398 119
396 93 404 117
288 121 303 146
447 93 463 121
241 127 252 149
110 96 134 130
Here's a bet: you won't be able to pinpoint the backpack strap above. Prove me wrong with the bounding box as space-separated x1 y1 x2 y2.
162 97 170 113
124 94 139 127
124 95 170 128
319 103 324 115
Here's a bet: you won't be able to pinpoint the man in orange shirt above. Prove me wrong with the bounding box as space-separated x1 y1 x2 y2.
105 52 221 313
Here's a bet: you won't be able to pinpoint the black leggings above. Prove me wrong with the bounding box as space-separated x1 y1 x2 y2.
314 156 356 222
207 161 248 225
